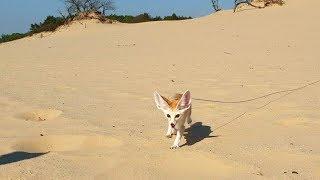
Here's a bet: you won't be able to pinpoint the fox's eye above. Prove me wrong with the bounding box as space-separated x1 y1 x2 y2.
175 114 180 118
166 114 171 118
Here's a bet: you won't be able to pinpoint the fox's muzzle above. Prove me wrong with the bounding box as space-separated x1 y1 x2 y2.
170 123 175 128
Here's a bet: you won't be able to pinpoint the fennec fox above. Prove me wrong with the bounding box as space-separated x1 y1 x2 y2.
154 90 192 149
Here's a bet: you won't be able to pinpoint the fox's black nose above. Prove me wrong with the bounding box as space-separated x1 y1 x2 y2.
170 123 175 128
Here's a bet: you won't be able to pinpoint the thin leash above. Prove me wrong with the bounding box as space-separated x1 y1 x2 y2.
191 79 320 131
192 79 320 104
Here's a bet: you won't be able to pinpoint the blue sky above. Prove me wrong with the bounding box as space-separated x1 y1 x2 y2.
0 0 234 35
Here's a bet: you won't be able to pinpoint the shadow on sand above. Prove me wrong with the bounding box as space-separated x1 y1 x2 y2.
181 122 219 147
0 151 49 165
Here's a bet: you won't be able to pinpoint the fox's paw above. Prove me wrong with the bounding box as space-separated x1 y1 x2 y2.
170 144 180 149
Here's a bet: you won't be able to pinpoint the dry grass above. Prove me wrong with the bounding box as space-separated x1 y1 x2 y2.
255 0 285 6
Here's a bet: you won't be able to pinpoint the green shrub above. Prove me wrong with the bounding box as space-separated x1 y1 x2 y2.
107 13 192 23
164 13 192 21
0 15 66 44
30 16 66 33
132 13 152 23
0 33 28 43
152 16 163 21
107 14 135 23
1 13 192 44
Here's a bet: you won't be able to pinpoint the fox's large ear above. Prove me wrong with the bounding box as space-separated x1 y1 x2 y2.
154 91 169 110
178 90 191 110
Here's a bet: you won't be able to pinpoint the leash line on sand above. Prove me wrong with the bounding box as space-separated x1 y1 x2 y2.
193 79 320 104
208 79 320 131
213 91 293 131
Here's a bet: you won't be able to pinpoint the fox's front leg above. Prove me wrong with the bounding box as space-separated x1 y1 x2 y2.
170 126 184 149
165 124 174 138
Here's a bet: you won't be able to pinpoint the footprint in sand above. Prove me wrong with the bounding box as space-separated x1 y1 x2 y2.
277 117 320 127
12 135 122 153
21 109 63 121
55 85 77 93
0 102 10 112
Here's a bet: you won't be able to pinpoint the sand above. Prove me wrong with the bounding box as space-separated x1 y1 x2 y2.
0 0 320 179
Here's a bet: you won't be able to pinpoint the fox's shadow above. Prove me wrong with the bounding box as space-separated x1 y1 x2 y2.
181 122 218 147
0 151 48 165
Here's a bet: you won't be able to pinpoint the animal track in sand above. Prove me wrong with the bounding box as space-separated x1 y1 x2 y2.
54 85 77 93
12 135 122 153
0 97 21 112
21 109 63 121
277 117 320 127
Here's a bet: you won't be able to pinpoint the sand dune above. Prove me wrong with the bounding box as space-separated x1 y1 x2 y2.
0 0 320 179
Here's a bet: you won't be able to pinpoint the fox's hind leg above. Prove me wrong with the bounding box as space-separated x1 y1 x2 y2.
187 116 192 124
186 107 192 124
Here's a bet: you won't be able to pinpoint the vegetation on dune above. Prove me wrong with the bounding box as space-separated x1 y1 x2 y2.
0 12 192 44
107 13 191 23
211 0 222 12
210 0 285 13
30 16 66 34
234 0 285 12
1 0 114 44
0 0 192 44
259 0 285 6
0 16 67 43
64 0 115 16
0 33 28 43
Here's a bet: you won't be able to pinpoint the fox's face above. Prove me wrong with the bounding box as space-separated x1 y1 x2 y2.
154 90 191 128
